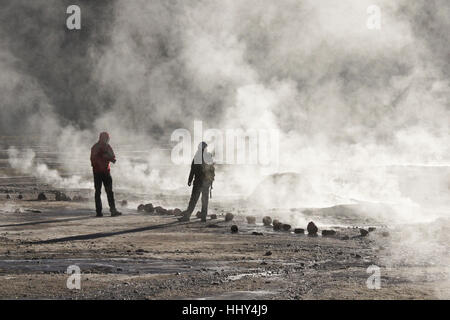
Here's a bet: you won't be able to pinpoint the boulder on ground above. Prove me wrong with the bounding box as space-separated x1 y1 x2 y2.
6 194 11 199
252 232 263 236
322 230 336 237
120 200 128 207
282 224 291 231
167 209 174 215
17 194 23 200
210 214 217 220
294 228 304 234
341 235 350 240
368 227 376 232
196 211 202 218
144 203 154 213
72 195 87 202
360 229 369 237
154 206 168 215
246 216 256 224
137 204 145 212
55 191 70 201
37 193 47 201
307 221 318 235
225 212 234 222
262 216 272 226
231 225 238 233
273 220 282 231
14 208 22 214
173 208 182 216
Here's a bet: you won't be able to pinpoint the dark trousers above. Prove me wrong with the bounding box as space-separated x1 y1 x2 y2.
185 182 210 219
93 172 116 214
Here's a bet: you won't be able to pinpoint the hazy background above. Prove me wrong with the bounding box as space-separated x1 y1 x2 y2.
0 0 448 209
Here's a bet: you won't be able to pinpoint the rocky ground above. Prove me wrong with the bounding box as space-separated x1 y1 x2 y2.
0 185 448 300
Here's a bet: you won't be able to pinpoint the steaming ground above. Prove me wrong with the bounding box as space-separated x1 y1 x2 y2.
0 148 448 299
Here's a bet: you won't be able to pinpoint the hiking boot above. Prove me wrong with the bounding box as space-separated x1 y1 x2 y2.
111 210 122 217
96 212 103 217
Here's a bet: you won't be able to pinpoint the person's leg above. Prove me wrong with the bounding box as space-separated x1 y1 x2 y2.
103 173 119 215
200 184 210 222
179 183 201 221
93 172 103 216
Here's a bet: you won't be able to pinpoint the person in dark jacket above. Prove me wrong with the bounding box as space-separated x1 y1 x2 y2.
90 132 121 217
178 142 214 222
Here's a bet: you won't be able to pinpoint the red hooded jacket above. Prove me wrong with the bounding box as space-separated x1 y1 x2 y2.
90 132 116 174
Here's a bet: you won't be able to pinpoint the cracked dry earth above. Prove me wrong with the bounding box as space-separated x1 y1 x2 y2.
0 191 448 300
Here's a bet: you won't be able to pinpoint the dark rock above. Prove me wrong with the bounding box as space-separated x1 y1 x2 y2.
273 221 282 231
210 214 217 220
55 191 70 201
17 194 23 200
368 227 376 232
264 251 272 256
120 200 128 207
196 211 202 218
282 224 291 231
262 216 272 226
294 228 304 234
322 230 336 237
6 194 11 199
252 232 263 236
307 221 318 235
154 206 168 215
137 204 145 212
37 193 47 201
230 225 238 233
225 212 234 222
246 216 256 224
173 208 182 216
144 203 154 213
360 229 369 237
73 195 87 202
341 235 350 240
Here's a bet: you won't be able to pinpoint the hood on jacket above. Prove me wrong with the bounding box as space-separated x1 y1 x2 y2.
99 132 110 144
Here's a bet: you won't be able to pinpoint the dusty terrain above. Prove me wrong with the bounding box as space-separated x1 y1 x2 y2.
0 183 448 300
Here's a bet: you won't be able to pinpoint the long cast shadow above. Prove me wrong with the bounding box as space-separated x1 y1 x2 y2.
0 216 93 228
28 220 187 245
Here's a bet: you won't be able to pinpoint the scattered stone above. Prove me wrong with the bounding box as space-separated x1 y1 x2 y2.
120 200 128 207
225 212 234 222
294 228 305 234
264 251 272 256
137 204 145 212
360 229 369 237
6 194 11 199
273 221 282 231
17 194 23 200
282 224 291 231
382 231 390 237
322 230 336 237
368 227 376 232
173 208 182 216
154 206 168 215
341 235 350 240
144 203 154 213
307 221 318 235
246 216 256 224
262 216 272 226
37 193 47 201
72 195 87 202
230 225 239 233
14 208 22 214
55 191 71 201
252 232 263 236
210 214 217 220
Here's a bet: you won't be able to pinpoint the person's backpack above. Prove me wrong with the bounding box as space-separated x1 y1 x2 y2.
202 162 215 184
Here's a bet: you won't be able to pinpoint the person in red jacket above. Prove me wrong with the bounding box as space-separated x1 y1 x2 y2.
90 132 121 217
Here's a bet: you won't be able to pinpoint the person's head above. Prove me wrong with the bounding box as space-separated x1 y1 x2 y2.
198 141 208 151
99 132 110 144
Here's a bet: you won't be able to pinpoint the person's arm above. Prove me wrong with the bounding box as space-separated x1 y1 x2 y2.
105 145 116 163
188 159 194 186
